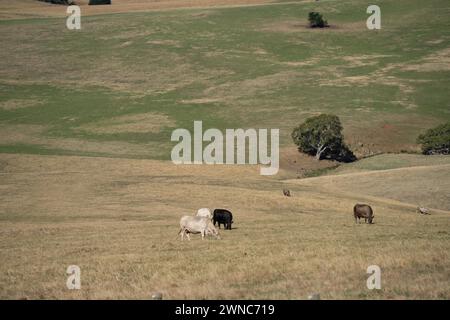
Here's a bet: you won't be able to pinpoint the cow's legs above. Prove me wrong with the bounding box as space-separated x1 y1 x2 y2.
186 232 191 241
201 230 205 240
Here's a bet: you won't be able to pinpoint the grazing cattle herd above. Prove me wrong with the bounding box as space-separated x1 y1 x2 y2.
178 208 233 241
178 191 432 240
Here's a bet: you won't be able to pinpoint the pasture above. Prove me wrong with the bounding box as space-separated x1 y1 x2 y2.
0 0 449 299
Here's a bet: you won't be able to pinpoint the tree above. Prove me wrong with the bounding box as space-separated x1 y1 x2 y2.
291 114 355 161
417 122 450 155
308 12 329 28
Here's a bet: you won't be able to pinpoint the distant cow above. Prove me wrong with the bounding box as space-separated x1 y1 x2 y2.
353 204 374 224
213 209 233 230
196 208 212 219
283 189 291 197
417 206 430 215
178 216 220 241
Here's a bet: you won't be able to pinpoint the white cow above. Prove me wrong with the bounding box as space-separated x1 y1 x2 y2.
196 208 212 219
178 216 220 241
417 206 430 215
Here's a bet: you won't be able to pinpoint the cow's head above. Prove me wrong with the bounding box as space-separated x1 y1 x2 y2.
207 222 221 239
368 215 374 224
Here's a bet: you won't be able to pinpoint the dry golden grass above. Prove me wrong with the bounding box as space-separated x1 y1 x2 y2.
287 164 450 212
0 153 449 299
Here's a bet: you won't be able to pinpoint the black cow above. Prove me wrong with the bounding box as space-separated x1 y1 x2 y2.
213 209 233 230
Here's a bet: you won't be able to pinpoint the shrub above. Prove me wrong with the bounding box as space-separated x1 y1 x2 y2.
38 0 74 4
308 12 329 28
89 0 111 5
291 114 355 162
417 122 450 155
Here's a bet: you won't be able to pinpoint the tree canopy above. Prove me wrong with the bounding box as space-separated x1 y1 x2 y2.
308 12 329 28
291 114 355 162
417 122 450 155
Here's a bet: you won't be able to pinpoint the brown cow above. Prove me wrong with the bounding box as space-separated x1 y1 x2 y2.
353 204 374 224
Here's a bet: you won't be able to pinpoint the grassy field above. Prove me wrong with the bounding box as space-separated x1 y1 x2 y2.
0 153 449 299
0 0 449 299
1 0 450 159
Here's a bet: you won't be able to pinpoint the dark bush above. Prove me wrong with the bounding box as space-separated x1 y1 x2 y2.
417 122 450 155
328 144 357 163
291 114 355 161
89 0 111 5
308 12 329 28
38 0 74 4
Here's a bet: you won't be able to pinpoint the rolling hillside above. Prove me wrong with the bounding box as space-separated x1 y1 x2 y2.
0 151 449 299
1 0 450 160
0 0 449 299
